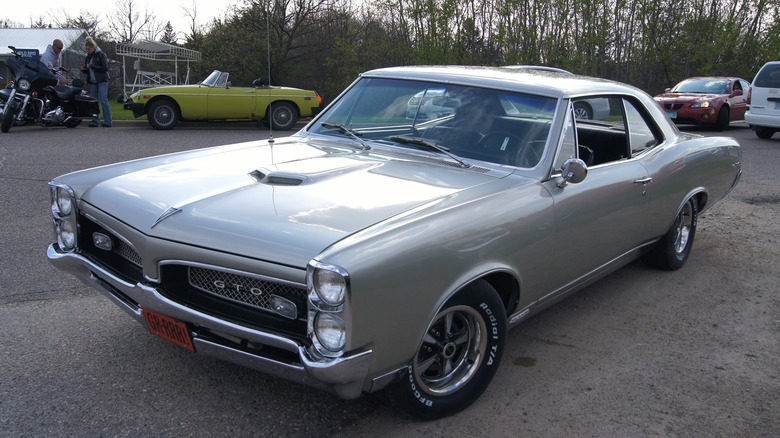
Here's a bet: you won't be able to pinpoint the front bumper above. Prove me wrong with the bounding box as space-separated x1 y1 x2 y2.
123 102 147 118
47 244 373 399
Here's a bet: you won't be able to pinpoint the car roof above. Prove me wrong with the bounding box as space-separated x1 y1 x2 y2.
359 65 642 99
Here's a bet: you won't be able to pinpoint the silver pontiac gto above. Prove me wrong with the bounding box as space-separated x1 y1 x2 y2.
47 66 742 419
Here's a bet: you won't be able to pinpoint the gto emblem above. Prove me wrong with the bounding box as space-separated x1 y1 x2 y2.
213 279 264 296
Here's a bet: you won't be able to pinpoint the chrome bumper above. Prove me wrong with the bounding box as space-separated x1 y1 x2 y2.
47 244 372 399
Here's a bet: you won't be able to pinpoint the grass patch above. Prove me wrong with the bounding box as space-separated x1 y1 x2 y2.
109 99 144 120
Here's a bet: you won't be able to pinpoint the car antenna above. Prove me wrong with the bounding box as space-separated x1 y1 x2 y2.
266 0 275 163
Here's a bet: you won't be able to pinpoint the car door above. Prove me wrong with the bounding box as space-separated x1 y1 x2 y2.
542 98 652 285
728 79 749 120
206 72 256 119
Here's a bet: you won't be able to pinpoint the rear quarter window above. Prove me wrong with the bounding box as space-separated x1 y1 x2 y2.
754 63 780 88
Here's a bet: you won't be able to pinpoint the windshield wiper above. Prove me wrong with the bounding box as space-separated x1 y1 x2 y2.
321 122 370 150
390 135 471 168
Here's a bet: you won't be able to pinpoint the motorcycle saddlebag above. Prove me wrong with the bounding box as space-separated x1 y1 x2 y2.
75 95 100 116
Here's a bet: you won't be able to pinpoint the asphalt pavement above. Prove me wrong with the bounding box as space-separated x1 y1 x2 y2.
0 121 778 437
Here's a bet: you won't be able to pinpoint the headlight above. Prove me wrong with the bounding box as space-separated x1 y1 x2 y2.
57 219 76 250
55 186 74 216
49 182 78 252
18 78 31 91
691 100 711 108
314 312 346 351
307 262 348 307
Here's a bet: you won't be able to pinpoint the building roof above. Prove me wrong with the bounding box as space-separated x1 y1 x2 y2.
0 28 89 56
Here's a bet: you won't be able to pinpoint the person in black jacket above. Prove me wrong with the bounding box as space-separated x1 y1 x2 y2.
82 37 112 127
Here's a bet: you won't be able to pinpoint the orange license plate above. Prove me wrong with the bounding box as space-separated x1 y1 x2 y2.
143 308 195 352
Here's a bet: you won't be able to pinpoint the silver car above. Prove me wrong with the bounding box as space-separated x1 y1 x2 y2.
47 66 742 419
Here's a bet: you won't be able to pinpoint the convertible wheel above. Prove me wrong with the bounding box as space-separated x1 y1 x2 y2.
714 106 729 131
268 102 298 131
387 280 506 420
147 99 179 130
642 197 698 271
754 127 775 139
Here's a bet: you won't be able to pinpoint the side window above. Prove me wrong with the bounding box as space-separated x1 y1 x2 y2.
624 99 661 154
573 96 660 165
574 97 629 166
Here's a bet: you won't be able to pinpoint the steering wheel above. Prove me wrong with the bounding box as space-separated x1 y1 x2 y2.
476 131 523 165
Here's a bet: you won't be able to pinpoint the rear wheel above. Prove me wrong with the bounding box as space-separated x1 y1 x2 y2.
642 197 698 270
147 99 179 130
386 280 506 420
754 127 775 139
267 102 298 130
714 106 729 131
64 118 82 128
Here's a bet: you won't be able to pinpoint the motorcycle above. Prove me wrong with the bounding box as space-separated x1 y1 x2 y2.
0 45 100 133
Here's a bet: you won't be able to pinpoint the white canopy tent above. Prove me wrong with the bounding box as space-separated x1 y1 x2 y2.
117 41 201 98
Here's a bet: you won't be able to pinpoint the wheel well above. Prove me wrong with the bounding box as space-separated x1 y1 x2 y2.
694 191 709 211
147 96 180 115
266 100 300 118
479 272 520 316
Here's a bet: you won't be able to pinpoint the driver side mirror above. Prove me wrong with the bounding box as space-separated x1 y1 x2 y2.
731 89 743 97
556 158 588 188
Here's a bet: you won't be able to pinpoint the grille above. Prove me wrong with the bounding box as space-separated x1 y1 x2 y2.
188 267 308 317
664 103 684 110
116 239 142 266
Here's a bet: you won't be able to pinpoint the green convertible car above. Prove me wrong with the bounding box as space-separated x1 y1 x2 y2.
123 70 322 130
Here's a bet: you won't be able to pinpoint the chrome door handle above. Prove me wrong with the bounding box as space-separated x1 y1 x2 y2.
634 177 653 185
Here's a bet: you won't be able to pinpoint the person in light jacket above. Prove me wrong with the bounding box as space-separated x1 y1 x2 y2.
40 39 68 85
82 37 112 127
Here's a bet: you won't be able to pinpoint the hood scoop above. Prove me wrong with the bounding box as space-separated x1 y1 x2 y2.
250 169 306 186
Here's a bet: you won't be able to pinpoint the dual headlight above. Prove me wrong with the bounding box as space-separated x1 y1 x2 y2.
49 183 78 252
307 261 349 357
691 100 712 109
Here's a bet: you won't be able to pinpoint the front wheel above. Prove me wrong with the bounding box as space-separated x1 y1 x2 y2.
267 102 298 130
147 99 179 130
386 280 506 420
714 106 729 131
1 104 17 133
641 196 698 270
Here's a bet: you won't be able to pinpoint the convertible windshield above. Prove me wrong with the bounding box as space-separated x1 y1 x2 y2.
200 70 229 87
672 79 730 94
310 77 558 168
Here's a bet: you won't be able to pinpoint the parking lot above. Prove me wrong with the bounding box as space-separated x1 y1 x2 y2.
0 121 777 437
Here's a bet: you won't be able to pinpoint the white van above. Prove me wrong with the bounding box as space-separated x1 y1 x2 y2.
746 61 780 139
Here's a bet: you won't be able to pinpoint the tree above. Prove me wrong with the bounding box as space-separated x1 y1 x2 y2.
160 21 178 44
107 0 161 43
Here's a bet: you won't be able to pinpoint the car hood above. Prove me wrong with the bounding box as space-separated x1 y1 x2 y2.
654 92 725 101
81 138 503 268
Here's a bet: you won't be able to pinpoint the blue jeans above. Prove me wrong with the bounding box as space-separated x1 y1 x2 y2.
90 82 112 125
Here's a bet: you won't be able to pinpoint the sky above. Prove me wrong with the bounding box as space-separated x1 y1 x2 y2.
6 0 242 41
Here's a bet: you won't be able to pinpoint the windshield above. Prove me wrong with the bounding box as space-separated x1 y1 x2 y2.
201 70 228 87
672 79 730 94
310 77 558 168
